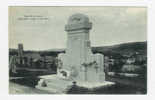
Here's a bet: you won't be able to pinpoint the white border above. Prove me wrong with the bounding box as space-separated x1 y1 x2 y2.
8 1 148 6
1 0 155 100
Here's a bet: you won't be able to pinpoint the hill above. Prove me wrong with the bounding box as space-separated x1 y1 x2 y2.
92 41 147 56
9 41 147 57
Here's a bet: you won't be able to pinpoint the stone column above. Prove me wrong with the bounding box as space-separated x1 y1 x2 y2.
18 43 24 64
65 13 92 68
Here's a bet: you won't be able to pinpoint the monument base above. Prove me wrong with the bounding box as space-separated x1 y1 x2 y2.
35 75 115 94
76 81 115 89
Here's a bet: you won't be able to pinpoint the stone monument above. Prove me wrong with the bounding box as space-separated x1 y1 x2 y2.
36 14 114 93
57 13 105 83
18 43 24 58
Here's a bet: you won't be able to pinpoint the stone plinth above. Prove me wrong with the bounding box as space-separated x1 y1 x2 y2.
57 13 105 83
35 75 115 94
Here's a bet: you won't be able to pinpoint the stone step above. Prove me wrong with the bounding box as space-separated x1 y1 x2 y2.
46 82 67 90
36 82 69 94
35 85 62 94
45 79 72 85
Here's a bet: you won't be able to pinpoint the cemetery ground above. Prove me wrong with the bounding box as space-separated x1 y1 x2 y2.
9 73 146 94
9 81 53 94
9 41 147 94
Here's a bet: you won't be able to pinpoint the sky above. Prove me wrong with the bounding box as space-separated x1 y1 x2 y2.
9 6 147 50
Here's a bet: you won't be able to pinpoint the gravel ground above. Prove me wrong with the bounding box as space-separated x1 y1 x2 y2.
9 82 54 94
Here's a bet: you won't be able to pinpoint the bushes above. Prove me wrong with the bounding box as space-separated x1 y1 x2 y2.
109 60 125 72
121 65 141 73
121 64 146 74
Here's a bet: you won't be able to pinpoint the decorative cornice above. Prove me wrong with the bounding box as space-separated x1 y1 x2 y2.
65 22 92 32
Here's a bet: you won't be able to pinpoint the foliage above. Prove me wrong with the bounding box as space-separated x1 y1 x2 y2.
109 60 125 72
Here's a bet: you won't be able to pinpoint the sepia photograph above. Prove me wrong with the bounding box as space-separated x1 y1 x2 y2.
9 6 147 94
